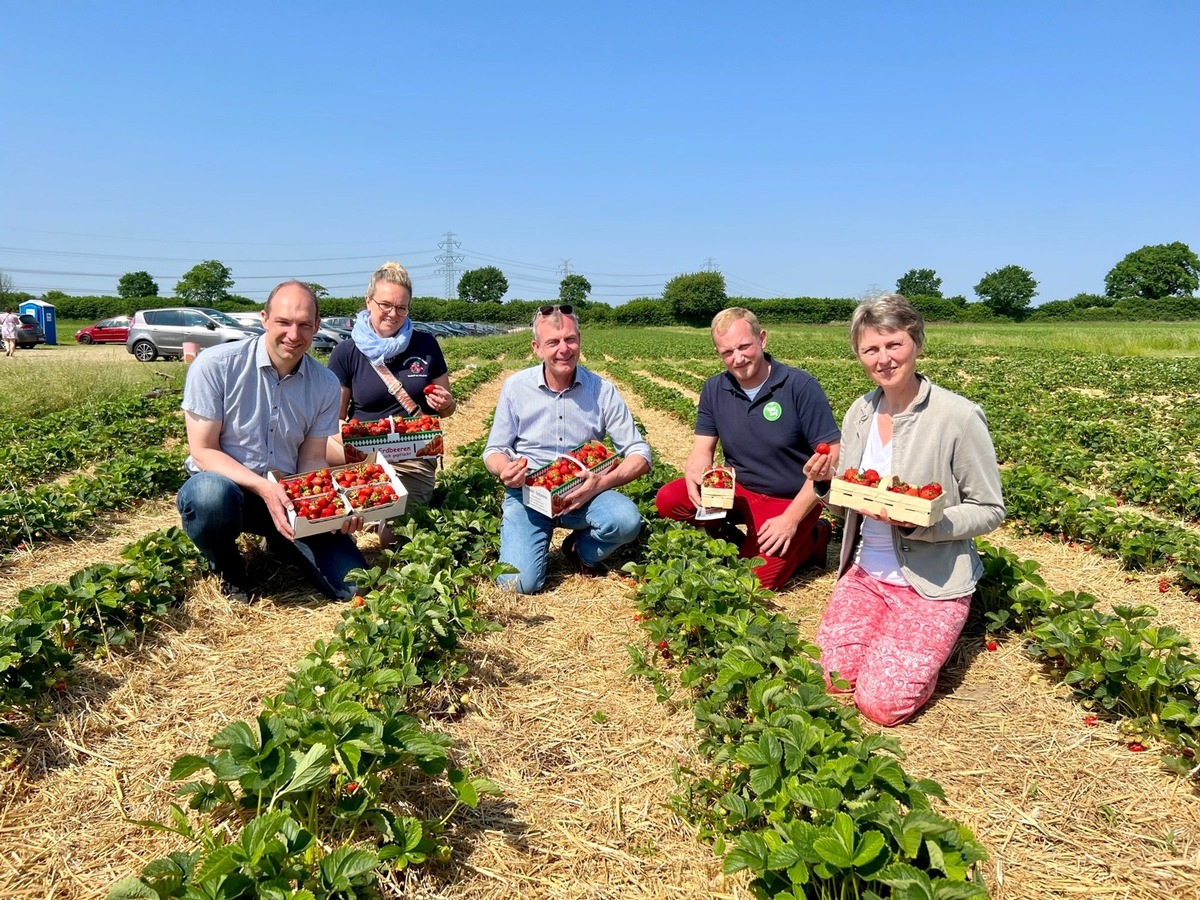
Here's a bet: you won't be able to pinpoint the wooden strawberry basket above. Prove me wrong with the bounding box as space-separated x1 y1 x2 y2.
829 477 947 527
700 466 736 509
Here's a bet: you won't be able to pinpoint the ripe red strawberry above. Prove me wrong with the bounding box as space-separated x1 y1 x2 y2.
918 482 943 500
815 442 831 455
657 640 669 650
1128 742 1146 752
1159 577 1170 593
423 385 437 395
345 781 360 794
352 595 365 608
1083 715 1098 727
860 469 881 486
985 640 998 652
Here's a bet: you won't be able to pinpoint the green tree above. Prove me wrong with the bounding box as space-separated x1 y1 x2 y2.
117 270 159 299
458 266 508 303
175 260 234 306
974 265 1037 319
663 271 727 326
1104 242 1200 300
304 282 330 299
896 268 943 298
0 269 13 303
559 274 592 305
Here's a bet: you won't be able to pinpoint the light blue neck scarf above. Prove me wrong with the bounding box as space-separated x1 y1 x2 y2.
352 309 413 365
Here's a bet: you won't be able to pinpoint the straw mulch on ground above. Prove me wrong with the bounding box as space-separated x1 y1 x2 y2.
2 362 1198 899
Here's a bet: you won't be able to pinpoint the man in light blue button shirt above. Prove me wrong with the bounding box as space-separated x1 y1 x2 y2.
177 281 366 603
484 306 651 593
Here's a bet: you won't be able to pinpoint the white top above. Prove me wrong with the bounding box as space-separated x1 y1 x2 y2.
853 413 909 585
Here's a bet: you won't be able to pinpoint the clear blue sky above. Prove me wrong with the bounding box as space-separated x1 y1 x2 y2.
2 2 1197 306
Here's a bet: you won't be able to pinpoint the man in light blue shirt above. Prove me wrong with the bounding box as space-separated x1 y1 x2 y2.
484 306 651 593
177 281 366 603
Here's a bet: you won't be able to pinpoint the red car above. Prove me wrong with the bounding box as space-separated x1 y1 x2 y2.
76 316 132 344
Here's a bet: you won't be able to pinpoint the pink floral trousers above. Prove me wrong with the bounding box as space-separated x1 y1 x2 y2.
815 564 971 726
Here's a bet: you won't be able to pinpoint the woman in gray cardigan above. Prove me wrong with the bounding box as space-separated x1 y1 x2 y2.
803 294 1005 725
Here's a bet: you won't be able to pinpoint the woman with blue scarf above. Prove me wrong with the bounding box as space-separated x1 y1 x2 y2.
327 262 457 509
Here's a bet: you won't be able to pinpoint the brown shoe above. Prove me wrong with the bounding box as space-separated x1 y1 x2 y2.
806 519 833 568
562 531 604 577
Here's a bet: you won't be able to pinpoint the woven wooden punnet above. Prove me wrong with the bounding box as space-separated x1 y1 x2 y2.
700 466 736 509
828 476 947 527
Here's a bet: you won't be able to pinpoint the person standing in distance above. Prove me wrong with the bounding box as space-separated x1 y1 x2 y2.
176 281 367 603
1 308 18 357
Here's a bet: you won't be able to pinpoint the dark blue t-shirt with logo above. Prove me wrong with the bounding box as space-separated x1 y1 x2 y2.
695 356 841 497
327 331 449 420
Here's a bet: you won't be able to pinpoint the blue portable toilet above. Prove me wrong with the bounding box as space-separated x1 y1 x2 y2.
20 299 57 345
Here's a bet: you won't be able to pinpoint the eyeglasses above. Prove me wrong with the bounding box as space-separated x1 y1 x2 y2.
369 296 409 316
538 304 573 316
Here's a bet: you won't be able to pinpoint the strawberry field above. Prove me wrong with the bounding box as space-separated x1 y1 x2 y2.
2 325 1199 899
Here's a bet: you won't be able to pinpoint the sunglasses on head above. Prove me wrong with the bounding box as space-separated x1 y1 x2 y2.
538 304 573 316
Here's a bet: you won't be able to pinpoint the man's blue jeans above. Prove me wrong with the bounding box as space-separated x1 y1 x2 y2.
177 471 367 600
497 488 643 594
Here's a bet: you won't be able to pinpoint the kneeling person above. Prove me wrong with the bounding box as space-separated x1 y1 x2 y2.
655 307 841 591
484 305 651 594
176 281 367 603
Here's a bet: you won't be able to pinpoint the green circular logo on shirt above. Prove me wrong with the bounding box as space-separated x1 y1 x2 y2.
763 401 782 421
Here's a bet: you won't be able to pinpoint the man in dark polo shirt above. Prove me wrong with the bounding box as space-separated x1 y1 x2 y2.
655 307 841 590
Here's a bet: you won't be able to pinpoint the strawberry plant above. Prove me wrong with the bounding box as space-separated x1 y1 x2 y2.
623 487 989 896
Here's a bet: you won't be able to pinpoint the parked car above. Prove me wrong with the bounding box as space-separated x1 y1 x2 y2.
76 316 132 345
413 322 446 338
126 308 258 362
226 311 265 331
228 310 345 350
320 324 352 344
319 315 356 330
15 314 46 348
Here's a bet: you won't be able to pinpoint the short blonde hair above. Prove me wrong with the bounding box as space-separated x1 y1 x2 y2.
366 261 413 302
850 293 925 354
710 307 762 340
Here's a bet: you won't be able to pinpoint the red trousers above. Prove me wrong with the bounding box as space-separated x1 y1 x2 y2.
655 477 823 590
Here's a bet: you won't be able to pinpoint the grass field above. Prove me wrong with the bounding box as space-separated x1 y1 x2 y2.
2 321 1200 899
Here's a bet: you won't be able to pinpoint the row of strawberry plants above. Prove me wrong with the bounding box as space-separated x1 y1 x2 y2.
1001 463 1200 589
1 527 202 737
637 361 706 394
621 513 989 898
0 392 184 487
111 449 507 899
975 541 1200 779
595 361 698 427
0 446 187 557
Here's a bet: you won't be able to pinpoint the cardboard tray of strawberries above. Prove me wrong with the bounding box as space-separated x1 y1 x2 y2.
269 452 409 537
341 413 444 464
829 468 947 527
521 440 622 517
